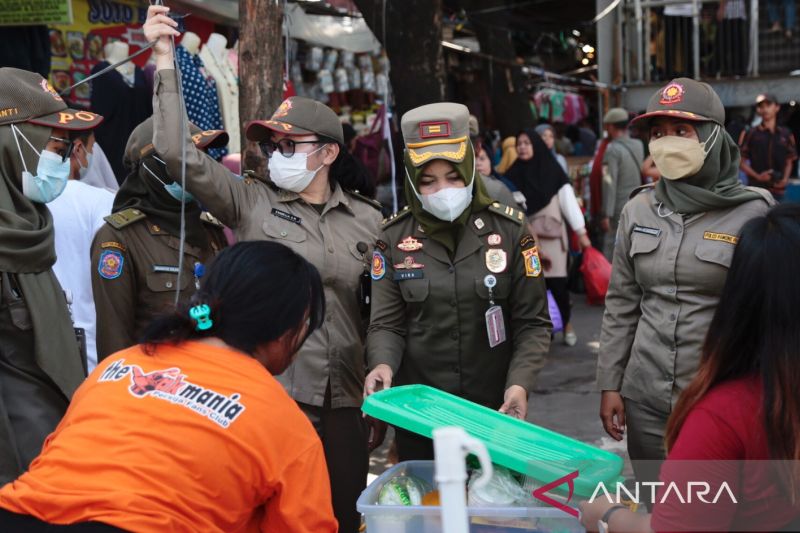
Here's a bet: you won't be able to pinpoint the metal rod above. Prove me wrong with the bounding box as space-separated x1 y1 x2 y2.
692 0 700 79
59 41 156 96
634 0 644 82
751 0 759 76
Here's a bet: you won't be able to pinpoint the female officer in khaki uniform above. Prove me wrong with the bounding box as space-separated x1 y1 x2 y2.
597 78 773 488
144 7 383 531
364 103 552 460
91 118 229 361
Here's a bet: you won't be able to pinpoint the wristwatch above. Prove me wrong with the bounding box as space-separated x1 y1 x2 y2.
597 504 626 533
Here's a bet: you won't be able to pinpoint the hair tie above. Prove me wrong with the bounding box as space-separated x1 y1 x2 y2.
189 304 213 331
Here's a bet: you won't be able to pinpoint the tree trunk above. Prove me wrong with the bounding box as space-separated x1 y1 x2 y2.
462 0 535 137
239 0 283 174
354 0 445 120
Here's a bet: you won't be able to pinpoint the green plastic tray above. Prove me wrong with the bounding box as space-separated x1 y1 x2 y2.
363 384 623 498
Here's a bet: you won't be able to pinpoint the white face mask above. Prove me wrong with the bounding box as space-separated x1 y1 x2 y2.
649 125 720 180
78 148 93 179
268 144 326 193
406 155 475 222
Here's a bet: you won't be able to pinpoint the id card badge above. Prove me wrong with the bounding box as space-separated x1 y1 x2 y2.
485 305 507 347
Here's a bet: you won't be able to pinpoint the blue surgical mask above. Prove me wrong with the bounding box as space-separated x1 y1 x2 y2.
142 157 195 203
11 124 70 203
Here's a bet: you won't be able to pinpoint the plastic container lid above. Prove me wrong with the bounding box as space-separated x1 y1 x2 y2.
362 385 623 498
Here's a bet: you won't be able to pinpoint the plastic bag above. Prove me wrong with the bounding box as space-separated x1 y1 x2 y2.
547 290 563 333
580 246 611 305
467 465 528 506
378 475 431 506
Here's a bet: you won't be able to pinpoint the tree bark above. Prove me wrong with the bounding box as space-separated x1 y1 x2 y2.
239 0 283 174
353 0 445 120
462 0 535 137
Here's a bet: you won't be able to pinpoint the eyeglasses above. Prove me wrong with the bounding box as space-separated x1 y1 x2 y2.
48 136 75 163
259 138 322 159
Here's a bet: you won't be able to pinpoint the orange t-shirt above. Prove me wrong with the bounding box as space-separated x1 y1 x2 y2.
0 341 337 533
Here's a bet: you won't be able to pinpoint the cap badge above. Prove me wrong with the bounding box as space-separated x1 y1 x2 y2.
659 82 685 105
40 79 63 102
419 121 451 139
273 99 293 119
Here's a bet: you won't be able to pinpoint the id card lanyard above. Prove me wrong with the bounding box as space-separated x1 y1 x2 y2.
483 274 506 348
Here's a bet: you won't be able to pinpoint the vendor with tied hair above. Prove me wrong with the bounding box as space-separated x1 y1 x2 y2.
0 241 337 533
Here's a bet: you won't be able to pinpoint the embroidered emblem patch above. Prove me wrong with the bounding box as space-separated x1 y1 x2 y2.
485 249 508 273
397 236 423 252
522 246 542 277
98 250 124 280
394 256 424 270
659 82 685 105
371 251 386 280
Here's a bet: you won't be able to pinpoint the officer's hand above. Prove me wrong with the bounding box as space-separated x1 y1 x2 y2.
600 217 611 233
364 364 393 396
144 5 180 60
600 390 626 441
499 385 528 420
365 416 388 453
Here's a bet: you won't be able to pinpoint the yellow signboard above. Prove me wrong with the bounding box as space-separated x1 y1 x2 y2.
0 0 73 26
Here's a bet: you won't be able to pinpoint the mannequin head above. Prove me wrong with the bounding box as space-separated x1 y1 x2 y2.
104 41 129 63
181 32 201 55
205 33 228 58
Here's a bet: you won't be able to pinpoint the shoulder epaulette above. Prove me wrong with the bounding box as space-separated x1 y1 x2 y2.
488 202 524 224
629 183 655 199
348 190 383 211
200 211 224 227
104 208 146 230
381 205 412 229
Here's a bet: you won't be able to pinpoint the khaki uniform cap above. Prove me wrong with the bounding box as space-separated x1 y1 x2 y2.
245 96 344 145
0 67 103 130
632 77 725 128
401 102 470 168
603 107 629 124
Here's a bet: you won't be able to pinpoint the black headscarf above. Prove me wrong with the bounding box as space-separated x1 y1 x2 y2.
504 128 570 215
114 118 208 248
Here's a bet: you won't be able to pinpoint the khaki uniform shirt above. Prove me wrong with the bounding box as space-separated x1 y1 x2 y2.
597 186 772 413
91 209 227 361
366 203 552 409
152 69 383 408
602 137 645 221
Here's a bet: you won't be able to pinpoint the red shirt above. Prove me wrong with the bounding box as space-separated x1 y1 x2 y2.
0 342 337 533
652 375 800 532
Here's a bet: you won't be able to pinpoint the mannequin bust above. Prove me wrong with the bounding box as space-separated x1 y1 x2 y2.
104 41 134 78
181 32 201 55
204 33 228 62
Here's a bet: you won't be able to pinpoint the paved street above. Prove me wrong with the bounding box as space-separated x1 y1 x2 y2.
368 294 630 482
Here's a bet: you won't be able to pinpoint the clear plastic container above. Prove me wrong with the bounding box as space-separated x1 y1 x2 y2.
358 461 585 533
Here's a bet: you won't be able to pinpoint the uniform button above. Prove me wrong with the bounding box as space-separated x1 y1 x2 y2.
450 299 457 307
280 230 287 237
328 247 334 254
669 313 676 321
152 225 160 232
454 366 460 374
667 287 675 294
448 266 455 274
676 227 683 233
326 313 334 322
165 281 173 288
450 329 458 340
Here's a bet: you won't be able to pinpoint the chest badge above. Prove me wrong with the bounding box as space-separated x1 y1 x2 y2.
487 233 502 246
485 248 508 273
371 251 386 280
394 256 425 270
397 236 423 252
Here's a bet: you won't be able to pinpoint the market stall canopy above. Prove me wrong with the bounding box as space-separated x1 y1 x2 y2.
285 4 381 54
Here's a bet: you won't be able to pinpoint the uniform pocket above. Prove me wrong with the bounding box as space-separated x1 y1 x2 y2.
145 271 191 293
399 279 430 302
473 275 512 300
629 233 660 258
262 218 307 243
694 240 734 269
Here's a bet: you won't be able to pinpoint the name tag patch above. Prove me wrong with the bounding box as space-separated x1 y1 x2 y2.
153 265 180 274
632 225 662 237
271 208 302 225
703 231 738 245
393 270 424 281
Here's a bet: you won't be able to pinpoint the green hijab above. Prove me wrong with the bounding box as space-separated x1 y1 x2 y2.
403 144 494 253
654 121 764 214
0 122 84 397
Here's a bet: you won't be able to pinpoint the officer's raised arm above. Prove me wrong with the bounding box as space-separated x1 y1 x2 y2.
143 5 246 228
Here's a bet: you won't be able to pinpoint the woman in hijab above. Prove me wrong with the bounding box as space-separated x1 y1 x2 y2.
91 118 229 361
0 68 104 483
597 78 773 492
364 103 551 461
535 123 569 174
505 129 591 347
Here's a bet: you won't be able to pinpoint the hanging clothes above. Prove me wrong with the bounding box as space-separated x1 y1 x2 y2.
90 62 152 184
199 46 240 154
174 45 227 160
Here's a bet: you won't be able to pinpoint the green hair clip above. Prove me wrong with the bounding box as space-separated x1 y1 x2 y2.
189 304 213 331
